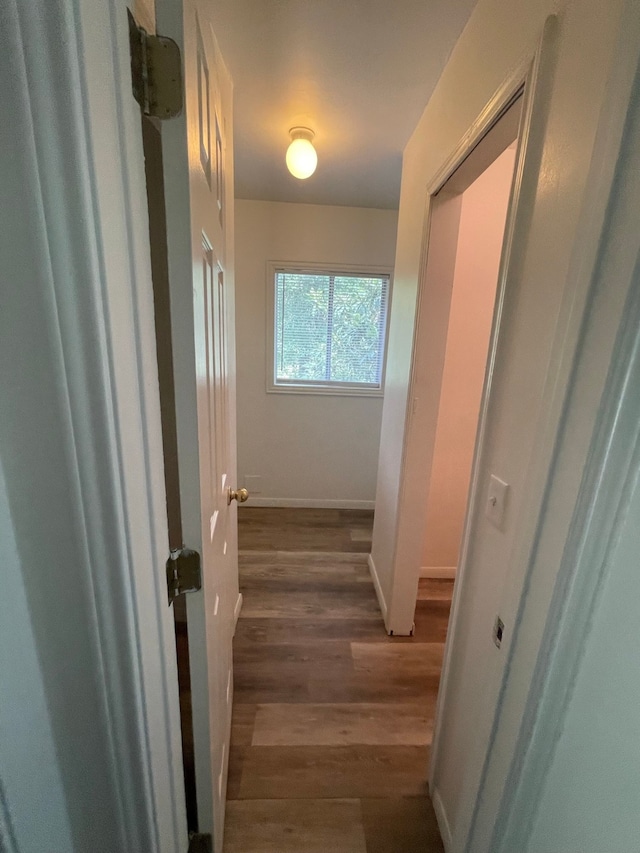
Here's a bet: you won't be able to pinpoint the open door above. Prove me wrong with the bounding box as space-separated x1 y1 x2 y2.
155 1 240 849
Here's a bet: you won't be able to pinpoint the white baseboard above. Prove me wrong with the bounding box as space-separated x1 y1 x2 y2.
432 787 452 852
420 566 457 579
367 553 388 622
241 497 375 510
233 592 243 633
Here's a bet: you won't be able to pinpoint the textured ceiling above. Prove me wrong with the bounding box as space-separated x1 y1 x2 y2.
209 0 478 209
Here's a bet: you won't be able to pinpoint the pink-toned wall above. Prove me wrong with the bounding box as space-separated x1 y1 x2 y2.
422 146 516 571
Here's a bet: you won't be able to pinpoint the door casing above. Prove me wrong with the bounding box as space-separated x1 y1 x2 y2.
1 0 187 850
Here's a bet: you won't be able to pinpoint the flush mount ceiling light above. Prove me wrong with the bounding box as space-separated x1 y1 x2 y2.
285 127 317 179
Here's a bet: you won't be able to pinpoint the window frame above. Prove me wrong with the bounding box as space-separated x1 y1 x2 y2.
266 260 393 397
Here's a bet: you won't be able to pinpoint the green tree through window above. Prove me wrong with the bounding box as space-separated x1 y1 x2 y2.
274 270 390 389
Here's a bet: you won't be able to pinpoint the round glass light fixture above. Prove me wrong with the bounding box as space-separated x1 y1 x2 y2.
286 127 317 179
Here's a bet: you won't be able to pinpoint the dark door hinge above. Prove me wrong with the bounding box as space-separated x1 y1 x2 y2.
128 9 183 119
167 547 202 606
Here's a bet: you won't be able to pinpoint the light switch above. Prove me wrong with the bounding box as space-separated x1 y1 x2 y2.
486 474 509 529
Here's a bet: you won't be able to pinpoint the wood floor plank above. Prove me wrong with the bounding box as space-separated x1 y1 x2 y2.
239 589 381 619
240 555 366 569
237 507 374 552
234 639 354 667
417 578 455 600
240 557 370 575
229 508 446 851
230 703 257 747
223 799 367 853
226 746 245 800
241 577 374 595
251 703 432 746
412 600 452 643
360 797 444 853
350 527 374 542
233 659 321 702
307 668 441 704
350 641 445 676
233 616 389 646
235 745 430 799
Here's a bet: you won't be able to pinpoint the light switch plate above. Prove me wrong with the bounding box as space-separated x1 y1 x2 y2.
486 474 509 529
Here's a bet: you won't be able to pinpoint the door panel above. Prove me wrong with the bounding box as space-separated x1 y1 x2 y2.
157 0 238 848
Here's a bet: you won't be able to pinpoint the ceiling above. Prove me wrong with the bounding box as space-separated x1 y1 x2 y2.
209 0 478 209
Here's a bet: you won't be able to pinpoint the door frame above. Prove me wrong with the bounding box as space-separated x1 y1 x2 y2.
1 0 188 849
469 2 640 848
417 4 640 850
423 20 559 803
61 1 188 847
382 20 557 642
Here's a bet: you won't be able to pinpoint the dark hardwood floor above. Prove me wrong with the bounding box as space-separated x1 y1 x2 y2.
224 507 452 852
237 507 376 553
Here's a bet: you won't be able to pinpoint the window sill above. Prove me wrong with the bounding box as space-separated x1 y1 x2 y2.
267 383 384 398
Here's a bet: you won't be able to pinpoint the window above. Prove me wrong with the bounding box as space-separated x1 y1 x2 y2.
269 265 391 394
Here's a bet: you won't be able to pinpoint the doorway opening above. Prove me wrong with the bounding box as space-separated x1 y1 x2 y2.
419 99 521 593
411 92 523 810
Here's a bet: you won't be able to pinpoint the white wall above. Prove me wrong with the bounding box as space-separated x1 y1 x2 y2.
0 460 74 851
527 470 640 852
422 147 516 573
472 43 640 849
368 0 627 847
235 200 398 507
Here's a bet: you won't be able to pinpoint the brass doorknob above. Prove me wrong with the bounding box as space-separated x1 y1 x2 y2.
228 487 249 504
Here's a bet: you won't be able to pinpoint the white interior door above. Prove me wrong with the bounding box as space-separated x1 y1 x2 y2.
3 1 189 850
157 0 239 849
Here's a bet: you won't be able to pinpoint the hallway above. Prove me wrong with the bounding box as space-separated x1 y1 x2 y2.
223 508 450 852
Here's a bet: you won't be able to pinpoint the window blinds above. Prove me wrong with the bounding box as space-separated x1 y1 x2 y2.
274 270 390 387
